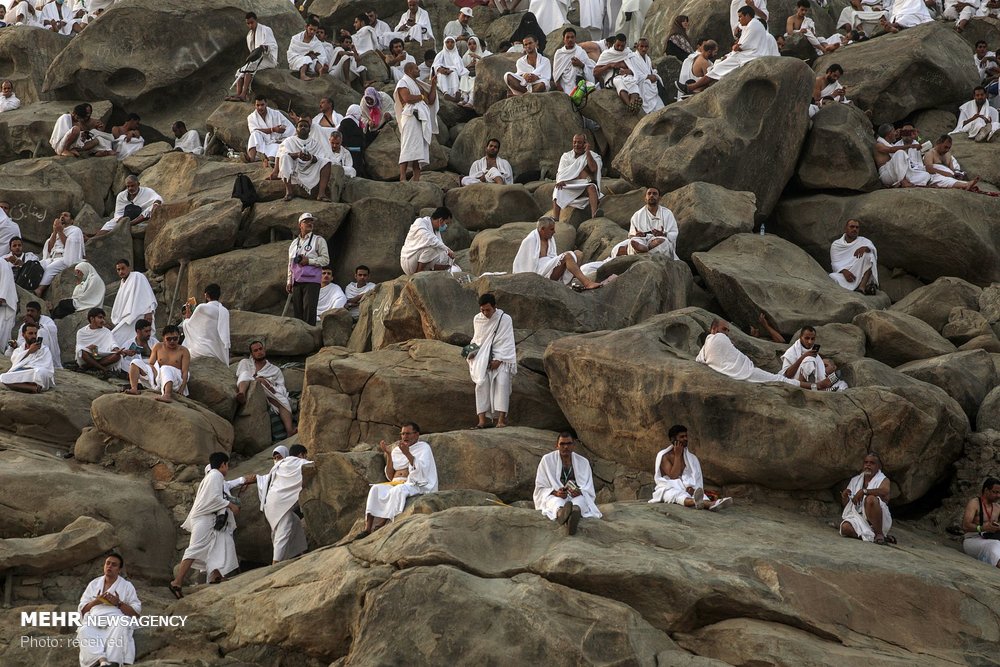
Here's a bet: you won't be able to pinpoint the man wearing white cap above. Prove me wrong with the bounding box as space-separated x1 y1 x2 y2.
286 213 330 326
444 7 477 54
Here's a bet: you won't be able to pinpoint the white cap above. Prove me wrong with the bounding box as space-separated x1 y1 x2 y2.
460 7 473 16
298 212 315 222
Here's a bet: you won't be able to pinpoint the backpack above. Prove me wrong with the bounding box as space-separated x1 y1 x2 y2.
232 173 257 209
569 80 596 109
14 260 43 290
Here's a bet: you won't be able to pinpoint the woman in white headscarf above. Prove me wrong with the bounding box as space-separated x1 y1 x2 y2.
432 36 468 102
50 261 106 319
459 37 491 107
338 104 368 179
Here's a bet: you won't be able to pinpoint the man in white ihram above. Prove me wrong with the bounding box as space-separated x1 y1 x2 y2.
1 322 55 393
686 6 778 93
829 218 878 295
611 186 678 258
551 27 595 95
355 421 438 539
246 95 293 165
780 326 848 391
552 134 603 220
227 11 278 102
461 137 513 185
467 292 516 430
236 340 296 437
110 258 157 349
951 86 999 143
400 207 455 274
534 433 602 536
512 216 604 290
181 283 230 364
247 444 314 563
95 175 162 237
697 319 833 390
77 552 141 667
650 424 731 510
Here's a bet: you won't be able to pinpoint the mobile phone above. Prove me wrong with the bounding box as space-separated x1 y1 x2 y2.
813 344 821 353
36 337 43 344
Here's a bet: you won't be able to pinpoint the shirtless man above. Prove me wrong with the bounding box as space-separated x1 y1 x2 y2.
691 41 717 80
924 135 979 190
126 324 190 402
58 105 112 158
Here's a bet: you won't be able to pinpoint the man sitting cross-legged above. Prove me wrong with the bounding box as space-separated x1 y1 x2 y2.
76 308 123 375
650 424 732 510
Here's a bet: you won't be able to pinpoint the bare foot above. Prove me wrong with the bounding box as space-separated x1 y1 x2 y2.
155 395 174 403
123 388 140 395
236 391 246 405
287 426 298 436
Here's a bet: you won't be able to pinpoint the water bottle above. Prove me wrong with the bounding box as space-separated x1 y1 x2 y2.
759 223 766 236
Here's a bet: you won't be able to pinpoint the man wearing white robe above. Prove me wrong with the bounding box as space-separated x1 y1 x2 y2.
840 453 892 543
328 36 367 83
229 12 278 102
952 86 999 142
395 0 434 42
0 206 19 253
461 138 514 185
356 422 438 538
246 95 294 163
553 134 602 218
351 14 380 55
697 319 832 389
528 0 568 35
780 326 848 391
109 258 156 349
170 453 248 596
0 80 20 112
249 444 313 562
505 36 552 96
809 65 851 118
551 28 596 95
345 265 377 320
1 322 54 392
40 0 73 35
595 36 644 111
534 433 602 535
172 121 203 154
512 216 603 289
181 283 230 364
611 187 678 258
317 266 347 316
118 318 155 381
433 36 468 102
278 119 333 201
690 8 778 91
288 21 329 80
829 219 878 293
326 131 357 178
0 257 15 342
36 211 84 297
467 293 516 429
650 425 732 510
615 0 653 45
76 553 141 667
76 308 125 373
394 61 437 182
730 0 769 34
400 208 455 275
96 175 162 236
366 9 395 48
873 123 929 188
631 38 664 113
888 0 934 27
16 301 61 369
237 340 296 436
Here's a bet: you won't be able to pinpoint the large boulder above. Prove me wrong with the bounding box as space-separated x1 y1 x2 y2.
852 310 958 367
0 26 70 105
297 340 568 451
139 151 283 208
543 312 968 503
950 134 1000 186
363 122 450 181
251 68 360 118
795 102 879 191
578 88 646 164
179 242 288 314
328 197 416 286
42 0 305 136
981 385 1000 432
90 393 234 464
692 234 888 334
0 100 111 161
897 350 998 424
0 516 115 575
0 369 114 445
229 310 322 356
470 52 523 115
890 277 983 332
770 190 1000 286
444 184 542 231
451 93 584 179
613 57 814 219
0 449 176 578
467 220 576 275
144 199 243 273
814 22 980 126
368 272 480 349
341 178 444 209
245 198 349 245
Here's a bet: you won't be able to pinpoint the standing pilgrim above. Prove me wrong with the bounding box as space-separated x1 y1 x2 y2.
286 213 330 326
245 444 314 563
0 257 15 342
181 284 230 364
110 258 157 349
394 61 438 182
466 293 516 429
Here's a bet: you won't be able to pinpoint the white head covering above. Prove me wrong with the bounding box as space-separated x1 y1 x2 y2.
71 261 106 311
434 36 464 70
272 445 289 459
344 104 362 125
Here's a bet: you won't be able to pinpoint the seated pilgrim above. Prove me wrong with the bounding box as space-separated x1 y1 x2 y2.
780 326 848 391
76 308 124 373
461 138 513 186
650 425 732 510
1 322 55 393
951 86 999 143
696 319 833 390
246 95 294 166
400 207 455 275
172 121 203 154
839 453 893 545
125 324 190 403
685 7 778 93
961 477 1000 569
552 134 603 220
593 33 645 113
236 341 296 437
829 219 878 294
94 175 161 238
533 432 602 536
317 266 347 316
354 421 438 539
504 35 551 96
610 187 678 258
326 131 357 178
277 119 333 202
923 134 980 190
512 217 605 291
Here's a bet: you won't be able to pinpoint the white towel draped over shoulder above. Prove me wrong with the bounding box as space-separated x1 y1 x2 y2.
840 471 891 542
469 309 517 383
829 234 878 290
182 300 230 364
512 229 572 283
650 445 703 504
111 271 157 349
533 450 602 519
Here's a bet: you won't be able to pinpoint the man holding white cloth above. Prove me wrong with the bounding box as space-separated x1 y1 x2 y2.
110 258 157 349
650 425 731 510
247 444 313 563
829 218 878 294
534 433 602 536
551 28 595 95
467 293 516 430
395 61 438 183
553 134 603 219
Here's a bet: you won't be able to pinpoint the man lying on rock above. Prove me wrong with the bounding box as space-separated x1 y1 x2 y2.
696 319 833 390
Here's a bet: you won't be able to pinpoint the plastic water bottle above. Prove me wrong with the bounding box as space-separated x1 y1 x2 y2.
759 223 766 236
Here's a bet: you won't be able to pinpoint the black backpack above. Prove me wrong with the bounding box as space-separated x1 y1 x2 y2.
15 260 43 290
232 173 257 209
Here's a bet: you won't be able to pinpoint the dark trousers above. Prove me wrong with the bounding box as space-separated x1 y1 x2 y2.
292 281 321 326
50 299 76 320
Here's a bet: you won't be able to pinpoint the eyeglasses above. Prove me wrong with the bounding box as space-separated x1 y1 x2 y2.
400 431 417 436
164 336 180 342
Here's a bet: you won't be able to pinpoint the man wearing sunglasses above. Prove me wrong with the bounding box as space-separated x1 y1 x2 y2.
124 324 189 403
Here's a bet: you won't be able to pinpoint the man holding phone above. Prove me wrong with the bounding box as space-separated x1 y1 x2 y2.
1 322 55 393
780 326 846 391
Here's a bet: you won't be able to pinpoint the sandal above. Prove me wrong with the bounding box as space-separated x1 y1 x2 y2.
167 583 183 599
